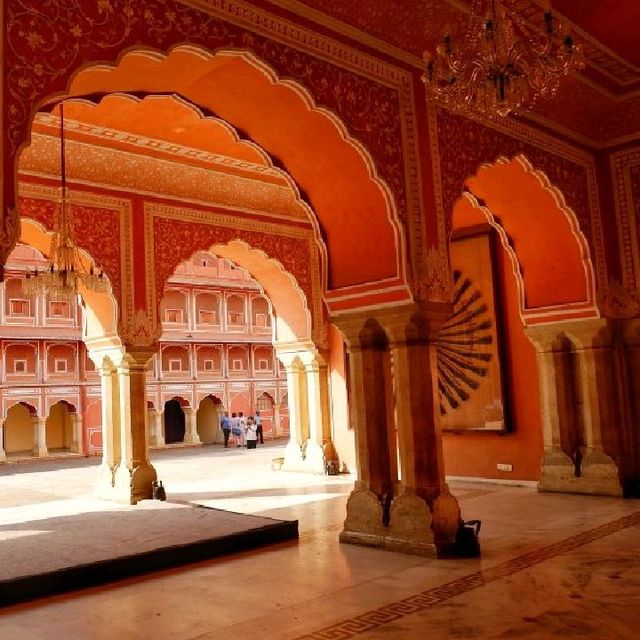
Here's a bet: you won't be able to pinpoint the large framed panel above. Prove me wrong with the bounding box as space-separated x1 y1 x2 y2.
438 227 508 432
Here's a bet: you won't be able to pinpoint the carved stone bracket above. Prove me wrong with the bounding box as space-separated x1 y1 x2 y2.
119 309 161 350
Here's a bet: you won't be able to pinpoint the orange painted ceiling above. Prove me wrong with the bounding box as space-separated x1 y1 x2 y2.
288 0 640 143
22 95 311 220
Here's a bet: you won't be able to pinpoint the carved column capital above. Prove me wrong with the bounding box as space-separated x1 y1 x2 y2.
119 309 161 351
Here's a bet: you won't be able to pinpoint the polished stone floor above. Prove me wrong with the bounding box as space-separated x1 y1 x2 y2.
0 444 639 639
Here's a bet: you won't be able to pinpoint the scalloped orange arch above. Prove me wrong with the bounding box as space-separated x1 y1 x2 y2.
64 46 406 294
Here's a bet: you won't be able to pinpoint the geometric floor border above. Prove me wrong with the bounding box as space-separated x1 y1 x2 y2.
295 510 640 640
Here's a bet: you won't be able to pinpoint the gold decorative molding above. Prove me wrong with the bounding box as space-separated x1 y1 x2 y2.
414 247 453 304
610 148 640 295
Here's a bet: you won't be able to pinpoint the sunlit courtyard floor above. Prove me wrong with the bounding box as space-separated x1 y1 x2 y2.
0 443 639 639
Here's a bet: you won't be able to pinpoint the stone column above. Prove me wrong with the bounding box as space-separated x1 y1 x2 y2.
280 356 305 470
32 416 48 457
92 357 121 498
149 409 165 447
70 413 83 454
527 320 622 496
525 325 577 491
183 407 202 445
383 302 460 555
318 357 332 442
112 349 158 504
565 319 622 496
302 354 326 473
334 312 396 548
0 423 6 461
273 402 282 437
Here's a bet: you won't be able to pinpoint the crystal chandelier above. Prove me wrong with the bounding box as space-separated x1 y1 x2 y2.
22 104 109 301
423 0 583 118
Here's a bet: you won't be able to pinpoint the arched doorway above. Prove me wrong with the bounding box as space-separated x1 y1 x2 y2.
164 399 186 445
45 401 76 453
197 395 224 445
441 155 621 495
3 403 36 456
4 40 410 505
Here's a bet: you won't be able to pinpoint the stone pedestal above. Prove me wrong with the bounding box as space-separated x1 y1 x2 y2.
339 486 388 548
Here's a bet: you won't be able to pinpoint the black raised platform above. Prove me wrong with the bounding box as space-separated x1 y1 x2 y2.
0 499 298 607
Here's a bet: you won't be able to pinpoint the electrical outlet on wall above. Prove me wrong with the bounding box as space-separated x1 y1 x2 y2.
497 463 513 472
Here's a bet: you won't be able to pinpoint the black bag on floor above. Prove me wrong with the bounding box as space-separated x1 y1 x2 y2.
152 480 166 501
452 519 481 557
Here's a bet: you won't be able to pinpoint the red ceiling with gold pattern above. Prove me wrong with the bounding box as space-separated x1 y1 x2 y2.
287 0 640 144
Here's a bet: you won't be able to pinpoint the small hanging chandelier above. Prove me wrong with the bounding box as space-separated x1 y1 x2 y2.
22 103 109 301
423 0 583 118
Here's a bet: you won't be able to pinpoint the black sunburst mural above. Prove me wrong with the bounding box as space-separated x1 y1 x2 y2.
435 270 494 415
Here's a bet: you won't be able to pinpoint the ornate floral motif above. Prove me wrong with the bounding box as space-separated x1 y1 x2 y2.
16 196 56 230
17 196 123 304
0 208 20 269
436 109 594 254
4 0 406 219
610 149 640 298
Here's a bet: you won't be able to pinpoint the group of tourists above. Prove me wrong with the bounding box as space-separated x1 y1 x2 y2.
220 411 264 450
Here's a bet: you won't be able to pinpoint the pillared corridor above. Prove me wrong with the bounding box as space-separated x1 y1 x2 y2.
0 445 638 639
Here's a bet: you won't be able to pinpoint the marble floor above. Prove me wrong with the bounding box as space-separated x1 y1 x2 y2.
0 444 639 639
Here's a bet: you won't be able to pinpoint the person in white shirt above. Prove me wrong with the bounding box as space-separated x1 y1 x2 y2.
245 417 258 450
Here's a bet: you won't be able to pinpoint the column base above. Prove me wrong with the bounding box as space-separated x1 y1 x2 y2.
340 488 386 545
303 440 326 474
93 462 116 500
580 450 623 497
281 439 305 471
430 485 462 550
32 447 48 457
184 432 202 446
111 461 158 505
538 448 622 496
386 490 436 556
340 488 462 557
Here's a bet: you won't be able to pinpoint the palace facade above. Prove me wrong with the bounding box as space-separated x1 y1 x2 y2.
0 245 289 460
